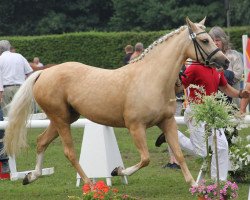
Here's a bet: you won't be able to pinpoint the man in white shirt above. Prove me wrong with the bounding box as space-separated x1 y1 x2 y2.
0 40 33 115
0 40 33 174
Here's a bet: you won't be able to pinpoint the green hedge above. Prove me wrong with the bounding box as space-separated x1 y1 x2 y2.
1 26 249 69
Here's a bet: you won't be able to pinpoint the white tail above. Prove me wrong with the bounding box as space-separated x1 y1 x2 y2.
3 70 43 156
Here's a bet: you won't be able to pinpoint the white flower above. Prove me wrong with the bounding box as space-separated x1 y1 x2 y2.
238 123 249 129
231 136 238 144
246 135 250 142
242 152 247 157
234 164 240 170
226 126 234 134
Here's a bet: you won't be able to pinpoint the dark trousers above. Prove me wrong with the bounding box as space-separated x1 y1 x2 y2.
0 106 8 161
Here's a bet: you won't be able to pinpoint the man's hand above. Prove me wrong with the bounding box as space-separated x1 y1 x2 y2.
239 89 250 98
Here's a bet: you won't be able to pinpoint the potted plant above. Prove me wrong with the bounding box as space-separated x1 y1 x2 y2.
190 179 238 200
188 86 244 199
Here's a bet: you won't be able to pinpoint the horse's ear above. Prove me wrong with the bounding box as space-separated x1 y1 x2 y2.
199 17 206 26
186 17 197 31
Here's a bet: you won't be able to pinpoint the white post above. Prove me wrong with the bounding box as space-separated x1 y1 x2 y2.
76 121 127 187
242 35 249 111
242 35 248 84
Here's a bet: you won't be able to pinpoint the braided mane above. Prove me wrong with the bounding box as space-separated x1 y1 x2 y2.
129 25 188 63
129 23 206 63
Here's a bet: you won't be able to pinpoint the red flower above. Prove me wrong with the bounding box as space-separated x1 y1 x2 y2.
93 191 105 199
82 183 91 193
112 188 119 193
94 181 110 193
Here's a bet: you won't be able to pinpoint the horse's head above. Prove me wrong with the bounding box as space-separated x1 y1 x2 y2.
185 17 229 70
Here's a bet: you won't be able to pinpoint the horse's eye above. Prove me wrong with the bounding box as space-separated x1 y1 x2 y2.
202 39 209 44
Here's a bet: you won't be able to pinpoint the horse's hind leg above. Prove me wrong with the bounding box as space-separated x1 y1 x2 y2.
159 117 196 186
112 123 150 176
23 123 59 185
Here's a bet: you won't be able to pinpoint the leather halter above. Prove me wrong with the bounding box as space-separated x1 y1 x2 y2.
188 27 220 66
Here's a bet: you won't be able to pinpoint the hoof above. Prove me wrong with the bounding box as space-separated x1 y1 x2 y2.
111 167 119 176
23 172 31 185
111 166 123 176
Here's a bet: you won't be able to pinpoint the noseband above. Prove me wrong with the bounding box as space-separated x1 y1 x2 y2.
188 28 220 66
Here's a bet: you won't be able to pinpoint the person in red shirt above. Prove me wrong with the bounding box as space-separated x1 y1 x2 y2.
240 72 250 113
156 62 249 181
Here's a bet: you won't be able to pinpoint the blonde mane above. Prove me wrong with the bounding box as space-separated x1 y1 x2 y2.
129 25 188 63
129 23 206 63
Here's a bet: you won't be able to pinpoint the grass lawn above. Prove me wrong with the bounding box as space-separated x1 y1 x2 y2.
0 125 249 200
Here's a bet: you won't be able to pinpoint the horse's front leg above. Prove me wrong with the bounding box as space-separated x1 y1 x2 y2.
112 123 149 176
159 117 196 186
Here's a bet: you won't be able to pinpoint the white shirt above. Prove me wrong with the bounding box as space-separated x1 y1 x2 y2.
36 62 44 67
0 51 33 89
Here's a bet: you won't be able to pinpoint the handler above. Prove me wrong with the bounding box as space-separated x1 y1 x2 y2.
155 61 249 180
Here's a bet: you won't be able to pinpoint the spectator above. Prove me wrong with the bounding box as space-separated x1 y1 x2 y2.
209 26 244 105
0 40 33 173
160 78 184 169
123 45 134 65
33 57 44 67
130 42 144 60
160 66 186 169
155 62 249 180
240 72 250 113
0 81 8 174
10 46 16 53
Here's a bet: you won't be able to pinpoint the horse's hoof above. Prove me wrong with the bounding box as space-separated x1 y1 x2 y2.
23 172 31 185
111 166 124 176
111 167 119 176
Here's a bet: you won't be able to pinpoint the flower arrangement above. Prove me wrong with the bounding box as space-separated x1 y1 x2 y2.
189 86 237 131
69 180 137 200
188 87 245 199
228 134 250 182
190 179 239 200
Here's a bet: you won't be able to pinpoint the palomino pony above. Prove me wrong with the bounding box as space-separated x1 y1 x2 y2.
3 17 229 187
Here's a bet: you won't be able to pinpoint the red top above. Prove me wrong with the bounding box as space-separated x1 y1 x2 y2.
247 72 250 82
182 63 228 102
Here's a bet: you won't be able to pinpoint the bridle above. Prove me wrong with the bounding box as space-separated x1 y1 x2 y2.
188 27 221 66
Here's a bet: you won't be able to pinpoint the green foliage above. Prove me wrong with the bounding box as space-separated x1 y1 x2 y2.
109 0 224 31
190 89 236 131
227 26 250 51
0 0 249 36
0 0 114 36
0 31 165 68
0 26 248 68
230 0 250 27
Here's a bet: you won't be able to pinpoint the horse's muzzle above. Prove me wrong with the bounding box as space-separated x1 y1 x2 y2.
222 59 230 70
210 59 229 70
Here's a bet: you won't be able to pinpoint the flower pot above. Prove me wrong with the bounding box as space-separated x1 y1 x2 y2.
198 196 205 200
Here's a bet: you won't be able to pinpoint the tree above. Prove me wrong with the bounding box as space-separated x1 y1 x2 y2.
0 0 248 36
0 0 113 36
108 0 225 31
230 0 250 26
